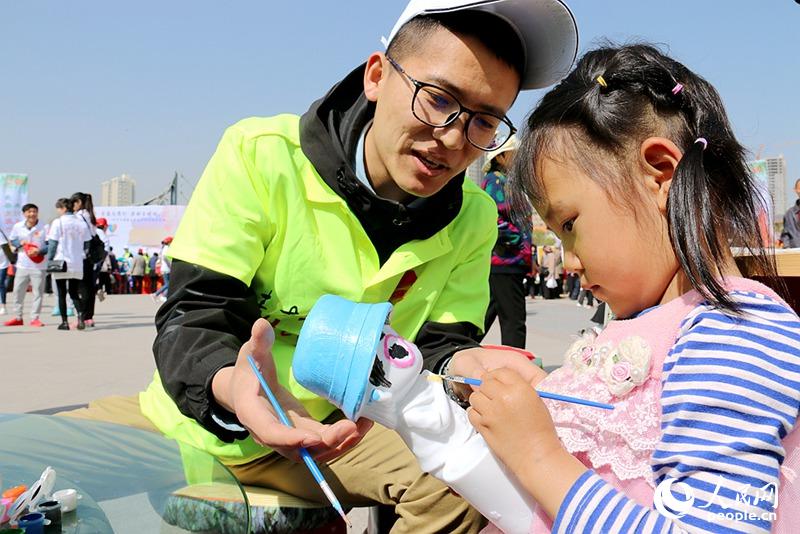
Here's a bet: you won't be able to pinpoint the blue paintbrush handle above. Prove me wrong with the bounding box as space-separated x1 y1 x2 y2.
247 355 349 523
537 390 614 410
247 356 323 478
440 374 614 410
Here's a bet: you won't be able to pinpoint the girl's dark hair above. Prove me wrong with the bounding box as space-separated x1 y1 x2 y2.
55 198 70 210
510 43 781 313
70 192 96 225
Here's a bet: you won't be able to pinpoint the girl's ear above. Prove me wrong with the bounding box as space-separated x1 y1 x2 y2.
640 137 683 214
363 52 387 103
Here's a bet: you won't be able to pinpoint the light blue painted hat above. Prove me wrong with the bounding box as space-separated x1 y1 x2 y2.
293 294 393 420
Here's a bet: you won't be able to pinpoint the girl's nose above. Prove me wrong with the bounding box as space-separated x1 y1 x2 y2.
563 249 583 273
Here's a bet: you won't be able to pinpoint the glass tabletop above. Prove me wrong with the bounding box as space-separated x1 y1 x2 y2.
0 414 250 533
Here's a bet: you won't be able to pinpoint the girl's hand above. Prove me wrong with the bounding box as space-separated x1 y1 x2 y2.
449 347 547 401
468 368 561 477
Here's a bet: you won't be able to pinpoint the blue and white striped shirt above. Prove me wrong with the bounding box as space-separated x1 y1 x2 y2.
553 291 800 533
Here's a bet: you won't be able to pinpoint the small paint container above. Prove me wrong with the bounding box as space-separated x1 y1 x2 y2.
50 490 78 514
16 512 45 534
36 500 61 527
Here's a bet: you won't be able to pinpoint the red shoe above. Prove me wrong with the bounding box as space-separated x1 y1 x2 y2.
4 317 24 326
30 318 45 327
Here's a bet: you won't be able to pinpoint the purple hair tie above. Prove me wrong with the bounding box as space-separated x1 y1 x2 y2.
671 83 684 95
695 137 708 150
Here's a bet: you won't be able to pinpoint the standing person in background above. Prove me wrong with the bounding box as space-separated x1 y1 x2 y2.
5 203 48 327
99 250 114 297
47 198 92 330
131 249 146 293
480 135 531 348
116 250 130 294
151 236 172 302
143 250 152 291
780 178 800 248
148 252 159 294
50 198 75 318
565 270 580 300
95 218 111 301
576 286 594 308
71 192 100 326
541 245 562 299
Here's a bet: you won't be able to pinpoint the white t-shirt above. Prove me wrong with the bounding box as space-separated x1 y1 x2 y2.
77 210 97 236
160 244 171 274
10 220 48 271
0 231 9 269
47 213 92 275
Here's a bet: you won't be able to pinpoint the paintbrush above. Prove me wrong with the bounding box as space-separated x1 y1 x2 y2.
428 373 614 410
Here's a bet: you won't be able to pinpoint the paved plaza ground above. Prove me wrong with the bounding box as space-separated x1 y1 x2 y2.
2 292 597 414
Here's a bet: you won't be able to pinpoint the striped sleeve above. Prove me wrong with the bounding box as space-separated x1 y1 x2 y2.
552 291 800 534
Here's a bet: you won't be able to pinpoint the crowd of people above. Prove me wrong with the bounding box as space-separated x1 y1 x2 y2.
0 193 173 330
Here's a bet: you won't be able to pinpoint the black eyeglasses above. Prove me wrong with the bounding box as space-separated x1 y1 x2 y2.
385 55 516 151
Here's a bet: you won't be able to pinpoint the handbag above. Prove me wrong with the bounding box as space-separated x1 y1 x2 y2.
545 276 558 289
87 235 107 264
81 216 107 264
46 259 67 273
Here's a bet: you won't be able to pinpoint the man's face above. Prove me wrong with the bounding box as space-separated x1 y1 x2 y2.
795 181 800 198
23 208 38 225
363 28 519 202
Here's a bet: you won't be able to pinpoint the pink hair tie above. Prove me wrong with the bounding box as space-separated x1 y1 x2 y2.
695 137 708 150
671 83 684 95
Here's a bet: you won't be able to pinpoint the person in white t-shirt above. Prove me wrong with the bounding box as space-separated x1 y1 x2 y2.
47 200 92 330
71 192 101 326
95 218 111 301
151 236 172 302
5 203 48 327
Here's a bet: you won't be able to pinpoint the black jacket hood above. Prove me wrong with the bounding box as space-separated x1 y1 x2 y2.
299 63 465 264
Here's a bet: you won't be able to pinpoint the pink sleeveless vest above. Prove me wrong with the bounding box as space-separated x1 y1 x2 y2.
488 278 800 533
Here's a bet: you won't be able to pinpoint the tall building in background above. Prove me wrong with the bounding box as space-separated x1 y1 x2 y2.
101 174 136 206
766 156 787 221
466 154 487 186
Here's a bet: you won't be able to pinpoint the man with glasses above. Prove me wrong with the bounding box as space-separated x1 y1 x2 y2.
74 1 577 531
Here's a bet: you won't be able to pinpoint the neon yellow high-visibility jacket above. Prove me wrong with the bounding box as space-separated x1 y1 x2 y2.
140 67 497 465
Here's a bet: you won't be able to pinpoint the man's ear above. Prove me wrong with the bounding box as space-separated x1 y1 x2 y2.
640 137 683 214
363 52 386 103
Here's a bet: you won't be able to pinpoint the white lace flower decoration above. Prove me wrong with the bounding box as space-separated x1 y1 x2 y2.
600 336 652 397
566 330 599 371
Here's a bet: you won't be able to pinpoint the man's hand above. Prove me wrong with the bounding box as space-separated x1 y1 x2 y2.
212 319 372 462
447 346 547 401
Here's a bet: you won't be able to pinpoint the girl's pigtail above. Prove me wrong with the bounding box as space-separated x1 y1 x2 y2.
668 137 737 311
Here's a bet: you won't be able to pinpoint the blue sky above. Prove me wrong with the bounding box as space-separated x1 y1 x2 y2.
1 0 798 214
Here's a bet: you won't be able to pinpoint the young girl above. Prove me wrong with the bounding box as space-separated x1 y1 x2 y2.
468 44 800 533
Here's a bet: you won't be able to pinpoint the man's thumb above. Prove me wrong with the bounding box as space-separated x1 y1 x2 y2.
249 318 275 357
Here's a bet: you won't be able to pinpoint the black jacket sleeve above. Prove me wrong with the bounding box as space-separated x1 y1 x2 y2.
415 320 481 373
153 259 260 442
